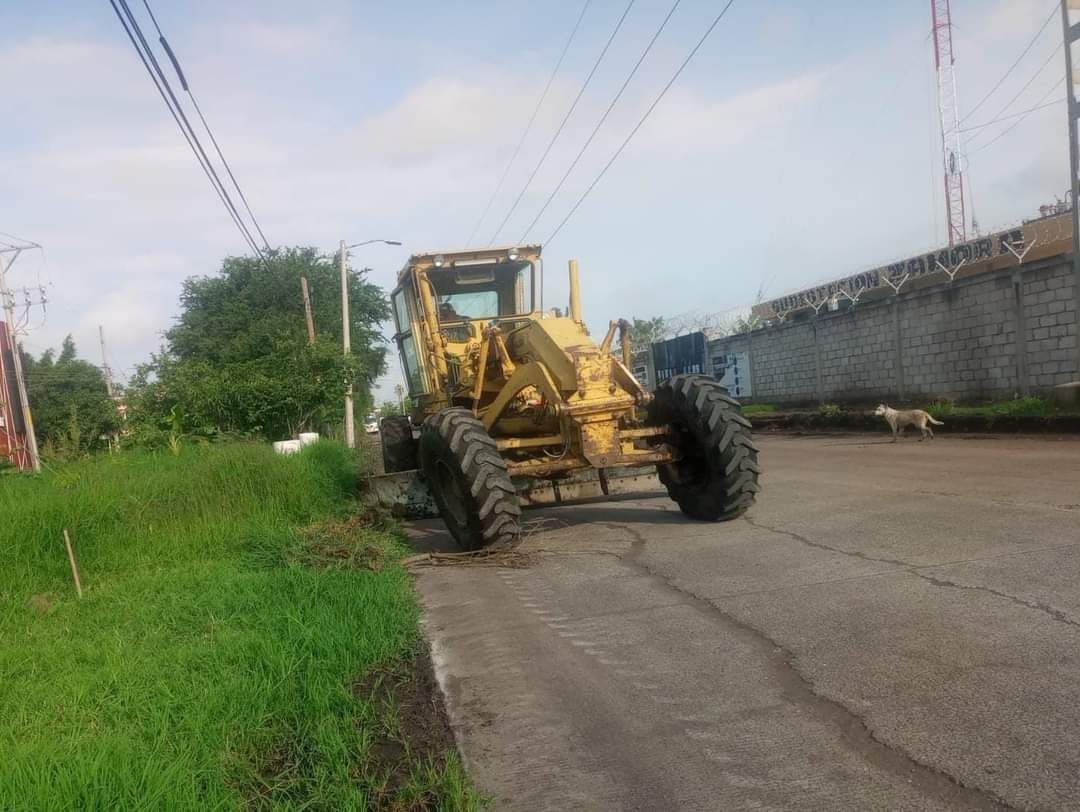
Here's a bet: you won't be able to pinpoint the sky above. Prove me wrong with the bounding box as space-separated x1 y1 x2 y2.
0 0 1071 403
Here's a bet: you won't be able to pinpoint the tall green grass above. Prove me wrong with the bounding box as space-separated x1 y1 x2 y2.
0 443 479 810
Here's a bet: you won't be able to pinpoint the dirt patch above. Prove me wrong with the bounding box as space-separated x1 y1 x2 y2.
26 593 55 615
352 644 458 804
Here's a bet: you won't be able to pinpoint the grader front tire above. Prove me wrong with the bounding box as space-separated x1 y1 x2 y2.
649 374 761 521
419 408 521 551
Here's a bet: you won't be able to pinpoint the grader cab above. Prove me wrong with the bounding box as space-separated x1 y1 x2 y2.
380 244 760 549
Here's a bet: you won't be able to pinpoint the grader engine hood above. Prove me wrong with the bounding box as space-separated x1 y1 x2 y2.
507 318 644 405
501 317 652 469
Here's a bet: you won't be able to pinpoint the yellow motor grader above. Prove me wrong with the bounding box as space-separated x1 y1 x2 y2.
379 244 760 549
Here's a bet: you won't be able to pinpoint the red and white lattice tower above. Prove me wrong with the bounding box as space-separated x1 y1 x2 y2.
931 0 967 246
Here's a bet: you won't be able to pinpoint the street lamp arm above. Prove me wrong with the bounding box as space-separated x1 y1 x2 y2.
345 239 402 249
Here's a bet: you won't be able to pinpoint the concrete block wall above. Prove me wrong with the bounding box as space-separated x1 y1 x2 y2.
744 321 817 401
1022 262 1078 390
899 273 1018 400
816 301 896 401
709 254 1079 404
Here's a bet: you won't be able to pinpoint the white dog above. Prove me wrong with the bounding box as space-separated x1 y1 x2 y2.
874 404 943 442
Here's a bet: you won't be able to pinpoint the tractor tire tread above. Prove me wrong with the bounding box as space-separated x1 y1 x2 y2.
420 408 520 550
649 374 761 522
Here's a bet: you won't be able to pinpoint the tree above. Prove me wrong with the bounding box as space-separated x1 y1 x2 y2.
378 400 402 417
22 336 119 458
128 247 391 442
620 316 669 356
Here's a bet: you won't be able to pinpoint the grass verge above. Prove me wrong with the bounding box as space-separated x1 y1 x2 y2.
926 396 1058 418
741 403 777 416
0 441 482 810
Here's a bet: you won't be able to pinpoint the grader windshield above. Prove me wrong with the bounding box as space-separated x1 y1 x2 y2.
431 260 534 322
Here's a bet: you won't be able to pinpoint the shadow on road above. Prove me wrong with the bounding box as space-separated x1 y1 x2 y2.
404 493 704 555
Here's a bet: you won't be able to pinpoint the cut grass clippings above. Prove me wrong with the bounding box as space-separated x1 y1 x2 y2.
0 441 483 810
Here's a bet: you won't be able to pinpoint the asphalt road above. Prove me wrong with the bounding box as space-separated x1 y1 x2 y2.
410 434 1080 811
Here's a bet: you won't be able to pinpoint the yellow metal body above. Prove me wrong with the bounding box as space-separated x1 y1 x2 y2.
389 245 672 479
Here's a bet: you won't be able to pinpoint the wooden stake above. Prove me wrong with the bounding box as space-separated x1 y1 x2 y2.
300 276 316 345
63 529 83 598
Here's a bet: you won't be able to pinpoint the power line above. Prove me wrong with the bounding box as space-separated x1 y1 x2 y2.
106 0 266 261
465 0 592 246
969 77 1064 155
961 96 1064 134
488 0 637 246
960 0 1058 123
518 0 682 243
142 0 272 252
963 41 1061 139
546 0 738 245
109 0 261 258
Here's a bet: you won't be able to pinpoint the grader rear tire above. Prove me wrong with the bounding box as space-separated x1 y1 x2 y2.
380 415 417 473
649 374 760 521
419 408 521 551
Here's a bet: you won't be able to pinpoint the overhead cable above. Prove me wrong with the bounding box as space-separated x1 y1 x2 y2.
465 0 592 246
142 0 272 252
488 0 637 245
106 0 266 261
518 0 683 243
546 0 738 245
960 0 1058 123
969 77 1064 155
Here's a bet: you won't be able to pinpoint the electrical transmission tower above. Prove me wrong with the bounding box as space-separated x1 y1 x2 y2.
931 0 968 246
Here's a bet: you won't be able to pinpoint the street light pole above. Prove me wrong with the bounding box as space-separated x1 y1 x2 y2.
339 240 354 448
1063 0 1080 379
339 238 402 448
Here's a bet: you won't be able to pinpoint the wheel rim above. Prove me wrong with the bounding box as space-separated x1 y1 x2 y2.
667 423 709 487
435 459 469 525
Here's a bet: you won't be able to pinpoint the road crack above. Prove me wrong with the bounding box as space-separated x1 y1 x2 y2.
743 516 912 567
614 536 1020 812
744 517 1080 632
918 575 1080 630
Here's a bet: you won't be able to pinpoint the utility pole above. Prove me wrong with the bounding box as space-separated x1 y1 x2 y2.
98 325 115 399
339 240 355 448
1062 0 1080 377
0 240 41 472
338 238 402 448
98 325 120 453
300 276 316 345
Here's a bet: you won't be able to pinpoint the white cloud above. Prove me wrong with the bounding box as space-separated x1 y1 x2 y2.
634 72 827 153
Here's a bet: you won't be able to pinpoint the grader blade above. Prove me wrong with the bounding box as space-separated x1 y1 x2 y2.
364 467 664 521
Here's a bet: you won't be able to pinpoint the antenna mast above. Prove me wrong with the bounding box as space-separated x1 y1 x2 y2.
931 0 968 246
